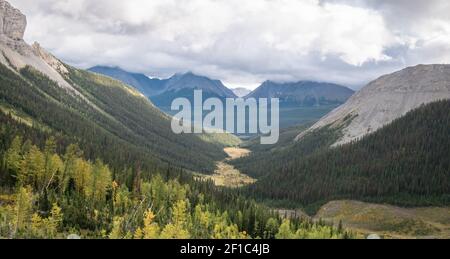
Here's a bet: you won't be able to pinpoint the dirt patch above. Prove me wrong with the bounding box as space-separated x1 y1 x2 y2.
209 161 256 188
223 147 251 160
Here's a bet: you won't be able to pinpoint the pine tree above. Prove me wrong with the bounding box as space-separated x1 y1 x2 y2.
5 136 23 176
275 219 295 239
142 209 160 239
160 200 190 239
13 186 34 236
88 160 112 203
42 138 63 193
109 216 124 239
61 144 83 194
47 203 63 237
264 218 279 239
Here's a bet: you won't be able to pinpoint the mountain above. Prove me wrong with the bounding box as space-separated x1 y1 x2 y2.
247 81 354 106
90 66 238 109
234 100 450 208
297 64 450 146
150 72 237 107
164 72 236 97
232 65 450 208
88 66 167 97
0 1 229 173
232 87 252 98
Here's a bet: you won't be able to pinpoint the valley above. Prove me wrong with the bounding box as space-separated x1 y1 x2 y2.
199 147 256 188
159 103 340 131
0 0 449 240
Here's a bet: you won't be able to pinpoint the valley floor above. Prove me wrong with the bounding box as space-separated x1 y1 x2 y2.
201 147 256 188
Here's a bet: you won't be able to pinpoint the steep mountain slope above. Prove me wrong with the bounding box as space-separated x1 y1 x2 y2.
247 81 354 106
297 65 450 146
88 66 167 97
0 1 226 173
235 100 450 207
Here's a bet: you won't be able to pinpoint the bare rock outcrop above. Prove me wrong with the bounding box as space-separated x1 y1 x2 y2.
32 42 69 75
0 0 29 52
296 64 450 146
0 0 74 88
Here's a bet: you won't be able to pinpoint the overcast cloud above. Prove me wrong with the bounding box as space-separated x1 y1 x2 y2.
8 0 450 89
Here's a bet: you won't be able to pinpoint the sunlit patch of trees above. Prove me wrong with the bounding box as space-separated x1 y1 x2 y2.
0 135 353 239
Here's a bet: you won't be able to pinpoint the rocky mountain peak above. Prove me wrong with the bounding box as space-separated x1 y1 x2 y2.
0 0 81 97
0 0 26 41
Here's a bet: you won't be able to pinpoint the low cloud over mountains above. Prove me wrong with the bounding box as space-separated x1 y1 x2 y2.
8 0 450 89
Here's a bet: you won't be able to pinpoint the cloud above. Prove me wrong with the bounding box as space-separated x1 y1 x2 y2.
8 0 450 89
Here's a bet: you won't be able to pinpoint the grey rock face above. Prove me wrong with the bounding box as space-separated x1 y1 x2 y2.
297 64 450 146
0 0 26 40
32 42 69 74
0 0 29 53
0 0 88 100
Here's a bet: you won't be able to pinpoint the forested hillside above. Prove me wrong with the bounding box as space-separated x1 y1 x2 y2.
0 62 228 174
233 101 450 208
0 59 351 239
0 133 353 239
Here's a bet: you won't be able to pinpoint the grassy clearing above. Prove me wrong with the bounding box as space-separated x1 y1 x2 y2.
198 147 256 188
315 200 450 239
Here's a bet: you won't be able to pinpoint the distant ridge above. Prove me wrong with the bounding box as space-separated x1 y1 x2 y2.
247 81 354 106
88 66 167 97
89 67 237 105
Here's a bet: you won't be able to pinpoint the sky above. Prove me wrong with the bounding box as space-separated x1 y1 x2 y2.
8 0 450 90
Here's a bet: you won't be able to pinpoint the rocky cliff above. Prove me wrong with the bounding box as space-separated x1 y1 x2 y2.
0 0 78 93
0 0 28 52
297 64 450 146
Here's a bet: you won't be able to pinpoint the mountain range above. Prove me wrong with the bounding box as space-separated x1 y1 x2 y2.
90 66 355 107
89 66 237 108
247 80 354 106
90 66 355 129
